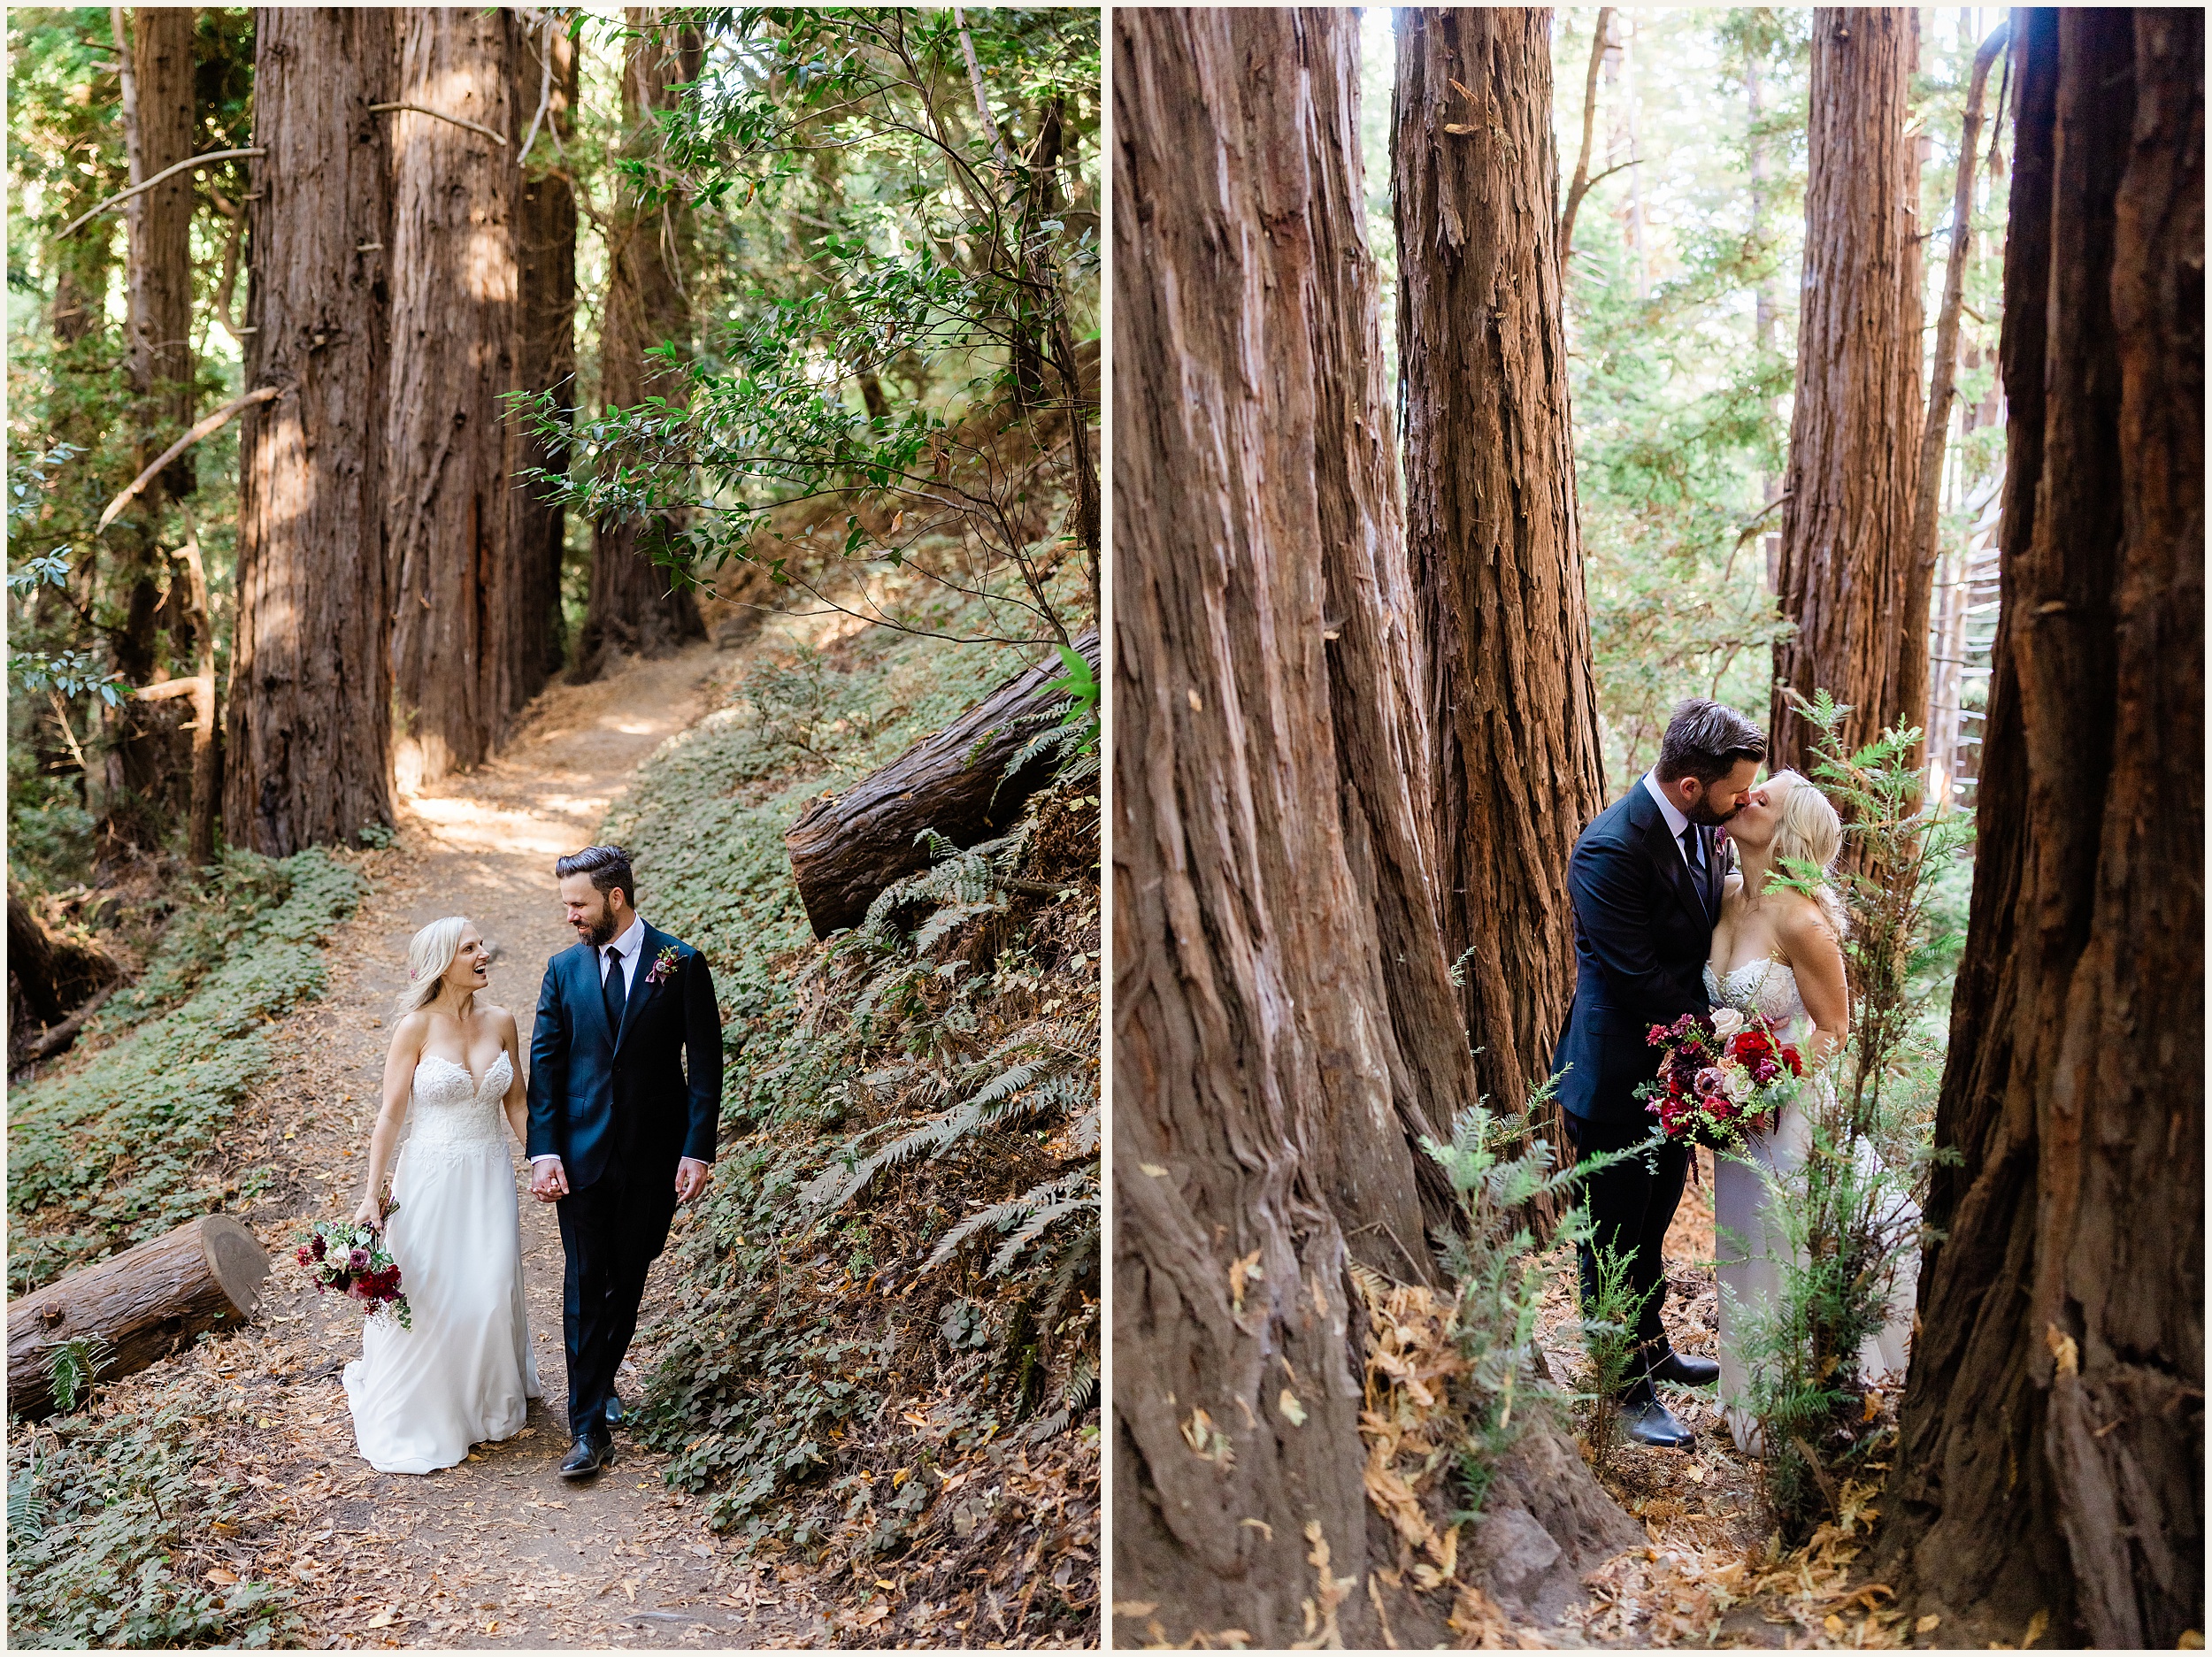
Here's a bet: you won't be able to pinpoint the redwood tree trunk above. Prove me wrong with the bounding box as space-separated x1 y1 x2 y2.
1878 11 2203 1648
224 7 396 855
1394 9 1607 1196
104 5 202 845
1113 12 1624 1645
572 9 703 683
386 7 523 786
1769 6 1925 770
129 5 197 497
511 16 578 694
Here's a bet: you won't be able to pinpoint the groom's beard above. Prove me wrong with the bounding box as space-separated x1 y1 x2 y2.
580 909 618 947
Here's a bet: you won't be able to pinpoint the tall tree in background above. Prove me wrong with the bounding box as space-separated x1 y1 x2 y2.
385 7 523 786
1394 8 1606 1188
1897 19 2008 778
225 7 397 854
1879 10 2202 1647
1768 6 1924 769
512 16 579 693
572 8 704 682
101 5 202 848
1114 11 1623 1644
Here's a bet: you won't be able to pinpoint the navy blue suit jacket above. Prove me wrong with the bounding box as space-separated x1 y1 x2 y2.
1551 783 1724 1128
526 923 722 1195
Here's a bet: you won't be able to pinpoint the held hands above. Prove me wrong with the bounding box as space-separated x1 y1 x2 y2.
529 1158 570 1202
674 1157 711 1205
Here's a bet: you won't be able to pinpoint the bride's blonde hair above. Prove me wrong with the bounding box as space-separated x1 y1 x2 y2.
394 917 471 1019
1764 771 1850 939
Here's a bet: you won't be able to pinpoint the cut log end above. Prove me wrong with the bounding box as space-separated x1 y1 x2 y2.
6 1214 272 1420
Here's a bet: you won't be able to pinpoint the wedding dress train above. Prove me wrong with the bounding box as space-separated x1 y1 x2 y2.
1709 960 1918 1456
344 1051 541 1474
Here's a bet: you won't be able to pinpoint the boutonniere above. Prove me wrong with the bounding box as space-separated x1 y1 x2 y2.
644 944 681 987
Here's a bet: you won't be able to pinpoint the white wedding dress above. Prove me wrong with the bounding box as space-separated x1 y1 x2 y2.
344 1051 541 1474
1709 960 1919 1455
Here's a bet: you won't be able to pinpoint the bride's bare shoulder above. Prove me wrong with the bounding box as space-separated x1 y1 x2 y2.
1771 888 1841 951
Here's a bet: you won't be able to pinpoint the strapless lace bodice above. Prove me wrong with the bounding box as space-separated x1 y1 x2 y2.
404 1052 513 1152
1704 958 1809 1042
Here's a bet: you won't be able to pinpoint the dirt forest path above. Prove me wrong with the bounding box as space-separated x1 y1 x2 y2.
205 642 835 1649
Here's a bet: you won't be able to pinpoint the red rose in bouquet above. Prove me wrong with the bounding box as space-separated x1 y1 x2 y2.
295 1208 412 1329
1634 1005 1807 1150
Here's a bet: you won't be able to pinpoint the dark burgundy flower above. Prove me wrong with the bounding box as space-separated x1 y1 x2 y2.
311 1233 327 1261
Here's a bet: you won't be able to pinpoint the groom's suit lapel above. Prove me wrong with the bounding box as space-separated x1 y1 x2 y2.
575 942 618 1054
611 924 668 1055
1632 787 1711 931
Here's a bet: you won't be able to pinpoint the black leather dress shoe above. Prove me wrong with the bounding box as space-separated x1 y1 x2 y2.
605 1390 624 1428
1622 1394 1696 1450
558 1434 613 1479
1647 1347 1721 1387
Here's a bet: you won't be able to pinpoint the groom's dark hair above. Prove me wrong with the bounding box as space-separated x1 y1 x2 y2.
555 844 635 907
1655 700 1766 786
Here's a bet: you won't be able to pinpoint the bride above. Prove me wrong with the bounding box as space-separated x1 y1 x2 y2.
343 917 541 1474
1708 771 1917 1455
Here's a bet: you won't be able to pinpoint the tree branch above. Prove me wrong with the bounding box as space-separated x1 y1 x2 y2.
97 387 281 532
1558 7 1613 265
1909 21 2008 607
57 148 266 240
369 103 509 148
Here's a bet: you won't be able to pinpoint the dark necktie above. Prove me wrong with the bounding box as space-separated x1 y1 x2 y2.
602 944 628 1039
1681 826 1714 914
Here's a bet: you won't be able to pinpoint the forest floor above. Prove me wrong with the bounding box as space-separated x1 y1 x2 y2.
1512 1154 1922 1651
49 641 867 1648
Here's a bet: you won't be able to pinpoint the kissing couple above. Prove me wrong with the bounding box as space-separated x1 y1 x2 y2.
341 845 722 1480
1551 699 1918 1454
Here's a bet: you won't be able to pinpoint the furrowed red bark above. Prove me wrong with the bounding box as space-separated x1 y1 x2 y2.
386 6 524 786
1394 8 1607 1213
1769 6 1925 770
1878 11 2203 1646
1112 11 1626 1645
224 7 397 855
512 15 578 694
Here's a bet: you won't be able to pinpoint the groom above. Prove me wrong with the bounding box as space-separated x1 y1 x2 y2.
526 845 722 1479
1553 699 1764 1449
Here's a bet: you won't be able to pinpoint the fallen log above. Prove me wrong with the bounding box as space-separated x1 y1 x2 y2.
7 878 123 1029
7 1215 271 1419
785 628 1099 937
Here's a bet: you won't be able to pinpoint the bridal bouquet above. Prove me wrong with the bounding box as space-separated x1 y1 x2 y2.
1636 1007 1806 1149
296 1210 412 1329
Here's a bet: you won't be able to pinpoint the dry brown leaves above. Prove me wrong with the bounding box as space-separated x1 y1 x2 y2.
1350 1261 1469 1592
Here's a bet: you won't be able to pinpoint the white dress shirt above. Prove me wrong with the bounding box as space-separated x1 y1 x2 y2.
531 914 650 1176
1641 770 1701 871
599 914 647 995
1646 770 1725 885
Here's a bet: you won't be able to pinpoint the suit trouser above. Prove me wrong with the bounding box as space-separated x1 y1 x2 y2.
555 1162 668 1441
1563 1110 1689 1356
